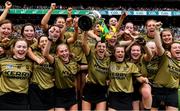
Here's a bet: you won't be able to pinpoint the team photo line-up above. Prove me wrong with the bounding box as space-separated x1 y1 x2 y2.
0 1 180 111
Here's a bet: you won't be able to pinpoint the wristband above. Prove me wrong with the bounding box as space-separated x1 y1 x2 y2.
48 36 53 42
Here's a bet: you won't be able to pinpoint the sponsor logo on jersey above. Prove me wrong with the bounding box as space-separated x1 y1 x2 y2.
4 71 31 79
6 64 13 69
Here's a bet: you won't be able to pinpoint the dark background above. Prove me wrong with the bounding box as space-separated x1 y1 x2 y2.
0 0 180 27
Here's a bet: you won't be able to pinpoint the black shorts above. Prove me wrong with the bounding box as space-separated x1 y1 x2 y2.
82 83 108 104
0 92 29 110
54 87 77 109
108 91 133 110
132 82 142 101
152 87 178 108
28 84 55 110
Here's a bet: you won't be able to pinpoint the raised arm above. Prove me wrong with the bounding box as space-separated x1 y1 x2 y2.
143 43 153 61
87 30 101 41
154 22 165 56
27 48 45 64
125 39 136 52
43 28 57 64
0 1 12 22
66 7 73 28
67 7 73 18
43 38 54 64
82 31 90 56
67 17 78 44
119 40 132 47
41 3 56 30
116 11 127 32
119 29 134 46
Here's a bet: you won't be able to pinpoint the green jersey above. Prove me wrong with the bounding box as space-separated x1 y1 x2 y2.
129 56 143 70
65 32 87 64
153 54 180 88
106 43 115 56
30 39 38 50
64 31 73 39
31 50 54 90
87 35 97 49
144 35 154 42
54 56 80 89
143 55 161 82
140 33 154 42
86 50 110 86
136 55 152 77
130 56 147 83
28 39 38 48
108 61 141 93
0 57 32 95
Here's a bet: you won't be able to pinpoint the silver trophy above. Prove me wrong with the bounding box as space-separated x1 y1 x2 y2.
78 10 101 31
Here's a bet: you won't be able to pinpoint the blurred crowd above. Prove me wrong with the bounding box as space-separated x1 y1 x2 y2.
0 5 179 11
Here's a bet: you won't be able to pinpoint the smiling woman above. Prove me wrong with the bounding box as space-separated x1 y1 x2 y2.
160 28 174 50
12 39 28 60
21 23 36 46
0 19 13 50
108 44 149 110
43 28 81 110
28 35 55 110
0 20 13 40
0 38 33 110
149 23 180 111
81 32 110 110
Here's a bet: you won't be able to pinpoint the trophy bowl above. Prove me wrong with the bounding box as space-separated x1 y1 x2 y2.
78 10 101 31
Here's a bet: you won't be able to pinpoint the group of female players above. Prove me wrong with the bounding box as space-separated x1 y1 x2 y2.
0 1 179 111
